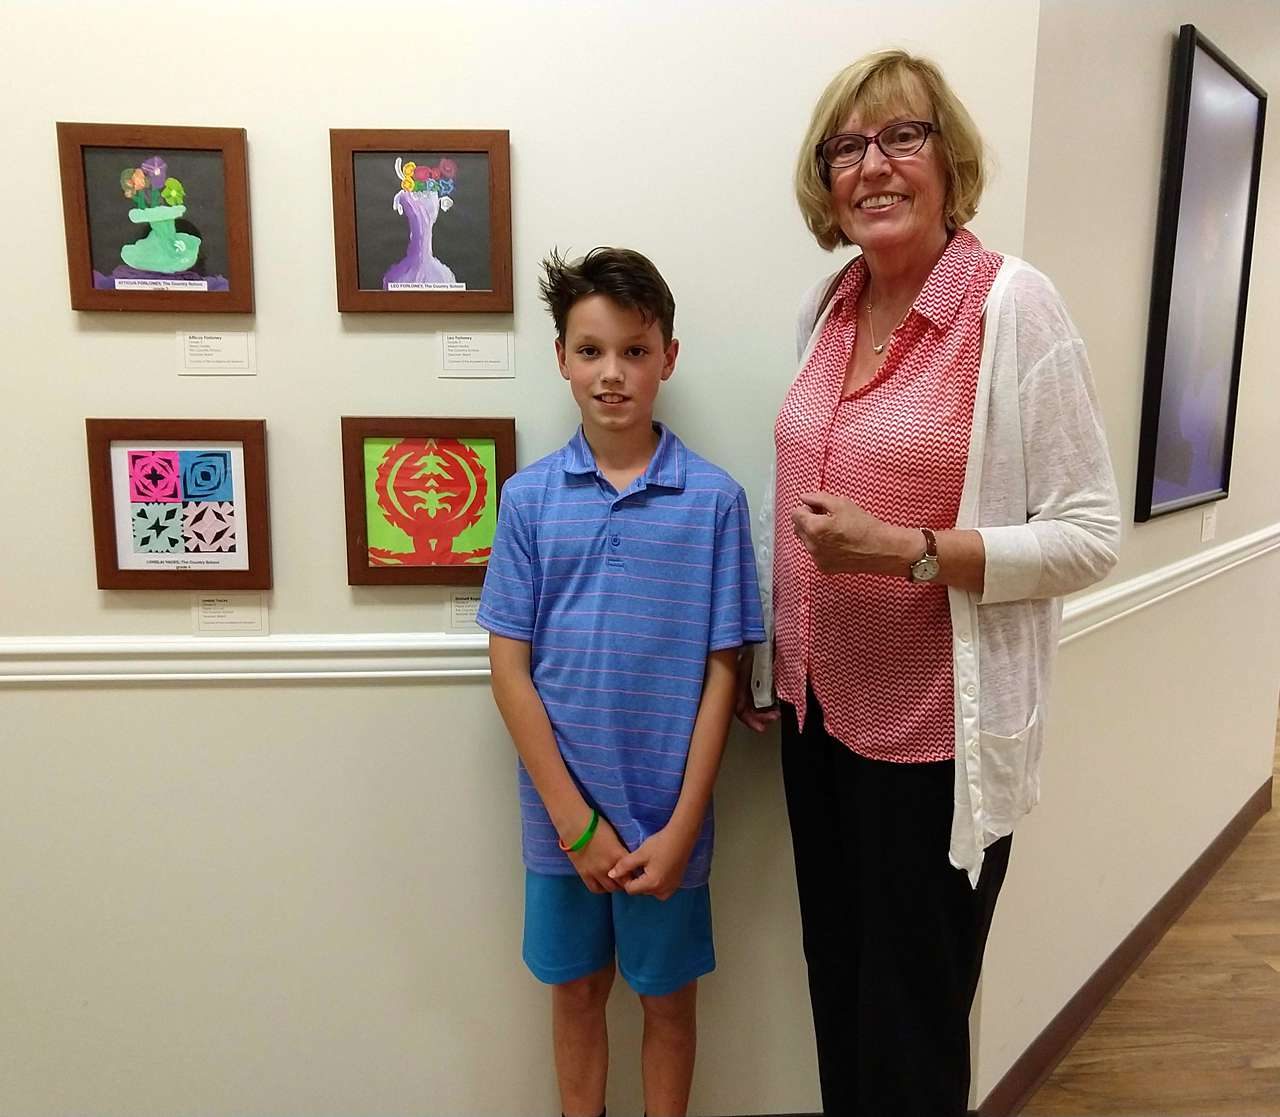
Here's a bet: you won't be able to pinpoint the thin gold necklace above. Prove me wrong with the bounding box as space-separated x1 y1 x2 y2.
865 299 912 355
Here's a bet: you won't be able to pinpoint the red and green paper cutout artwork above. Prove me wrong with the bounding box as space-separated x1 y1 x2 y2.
363 436 495 567
340 416 515 586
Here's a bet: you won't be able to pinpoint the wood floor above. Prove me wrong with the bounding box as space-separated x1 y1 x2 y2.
1022 717 1280 1115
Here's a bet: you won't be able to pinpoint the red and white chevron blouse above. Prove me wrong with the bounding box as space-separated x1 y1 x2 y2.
773 228 1002 763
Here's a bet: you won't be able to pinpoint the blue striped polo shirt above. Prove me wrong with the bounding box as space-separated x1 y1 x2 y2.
477 423 765 887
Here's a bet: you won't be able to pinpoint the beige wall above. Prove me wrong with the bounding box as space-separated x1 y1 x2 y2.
1023 0 1280 568
0 2 1040 1114
0 681 816 1114
0 0 1037 638
2 1 1278 1114
974 0 1280 1099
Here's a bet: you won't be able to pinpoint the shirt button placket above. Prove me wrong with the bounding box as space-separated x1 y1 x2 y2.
606 498 623 561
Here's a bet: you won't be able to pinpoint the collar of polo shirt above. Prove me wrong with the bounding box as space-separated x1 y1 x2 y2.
562 422 687 491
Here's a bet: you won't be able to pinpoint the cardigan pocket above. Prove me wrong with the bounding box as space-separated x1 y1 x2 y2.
978 705 1038 830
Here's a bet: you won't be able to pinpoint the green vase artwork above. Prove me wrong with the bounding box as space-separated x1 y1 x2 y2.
121 205 200 272
118 161 199 272
95 157 227 291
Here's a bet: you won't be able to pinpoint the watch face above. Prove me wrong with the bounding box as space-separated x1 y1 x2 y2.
911 555 940 582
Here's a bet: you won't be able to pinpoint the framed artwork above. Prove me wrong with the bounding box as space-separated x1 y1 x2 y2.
340 417 516 586
330 129 512 313
1136 25 1267 521
56 123 253 313
85 419 271 590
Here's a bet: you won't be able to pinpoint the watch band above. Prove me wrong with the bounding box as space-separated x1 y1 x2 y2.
908 527 940 583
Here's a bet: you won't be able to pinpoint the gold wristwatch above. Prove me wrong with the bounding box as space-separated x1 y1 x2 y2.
907 528 940 583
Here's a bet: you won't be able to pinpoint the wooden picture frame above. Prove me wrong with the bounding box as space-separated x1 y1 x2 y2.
341 416 516 585
57 122 254 313
330 129 513 313
86 418 271 590
1135 26 1267 521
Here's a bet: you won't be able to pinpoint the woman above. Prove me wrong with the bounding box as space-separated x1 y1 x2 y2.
736 50 1121 1115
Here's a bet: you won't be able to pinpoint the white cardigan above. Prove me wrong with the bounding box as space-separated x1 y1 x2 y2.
752 255 1122 885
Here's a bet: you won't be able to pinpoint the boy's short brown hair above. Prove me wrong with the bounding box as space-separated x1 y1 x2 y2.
539 247 676 343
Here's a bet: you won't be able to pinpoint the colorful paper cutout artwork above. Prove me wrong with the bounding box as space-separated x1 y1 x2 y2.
183 502 237 552
340 416 515 586
180 451 233 501
132 503 184 552
363 436 496 566
122 448 238 555
384 157 460 290
128 450 181 501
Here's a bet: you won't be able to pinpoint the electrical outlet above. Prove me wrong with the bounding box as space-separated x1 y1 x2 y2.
1201 505 1217 543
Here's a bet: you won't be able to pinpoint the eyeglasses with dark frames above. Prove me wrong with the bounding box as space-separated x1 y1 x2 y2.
816 120 938 187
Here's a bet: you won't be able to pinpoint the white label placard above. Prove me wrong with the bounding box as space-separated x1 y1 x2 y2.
448 591 484 633
440 332 514 378
118 278 209 291
192 593 268 635
388 282 466 291
177 332 256 376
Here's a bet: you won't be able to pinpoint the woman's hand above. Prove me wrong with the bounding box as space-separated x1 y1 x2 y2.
734 646 780 732
791 492 919 576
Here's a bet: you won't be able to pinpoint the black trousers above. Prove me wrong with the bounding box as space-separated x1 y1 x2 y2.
780 689 1012 1117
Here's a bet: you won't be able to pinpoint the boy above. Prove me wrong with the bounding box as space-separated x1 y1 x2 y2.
477 247 765 1117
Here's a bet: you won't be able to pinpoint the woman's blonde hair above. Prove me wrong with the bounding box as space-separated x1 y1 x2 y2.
795 50 986 251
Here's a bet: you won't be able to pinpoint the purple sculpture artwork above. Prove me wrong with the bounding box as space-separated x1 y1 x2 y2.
383 157 461 290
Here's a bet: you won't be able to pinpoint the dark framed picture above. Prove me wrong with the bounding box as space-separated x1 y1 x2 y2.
1136 26 1267 521
86 419 271 590
340 417 516 585
57 123 253 313
330 129 513 313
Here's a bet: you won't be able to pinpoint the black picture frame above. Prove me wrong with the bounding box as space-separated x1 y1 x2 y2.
1136 25 1267 522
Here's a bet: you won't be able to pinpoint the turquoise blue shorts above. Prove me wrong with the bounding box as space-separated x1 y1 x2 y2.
523 870 715 997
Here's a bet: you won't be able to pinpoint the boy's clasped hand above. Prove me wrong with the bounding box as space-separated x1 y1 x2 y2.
557 806 697 902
